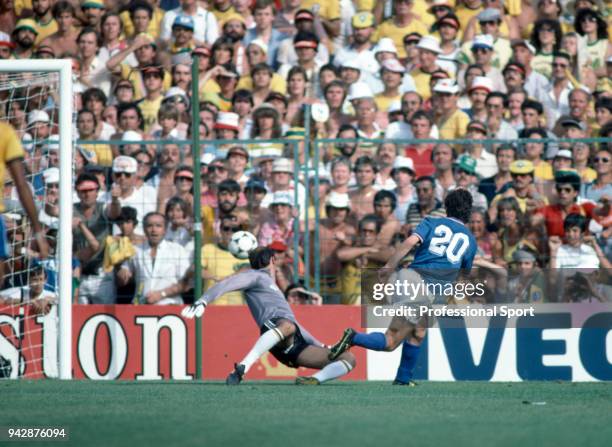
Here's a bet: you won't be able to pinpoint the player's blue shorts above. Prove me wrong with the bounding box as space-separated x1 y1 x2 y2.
261 317 310 368
0 215 10 260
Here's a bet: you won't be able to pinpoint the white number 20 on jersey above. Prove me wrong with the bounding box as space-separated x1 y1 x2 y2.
428 224 469 264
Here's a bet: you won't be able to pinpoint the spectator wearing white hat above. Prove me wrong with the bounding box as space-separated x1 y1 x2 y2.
38 168 60 230
374 58 412 113
260 158 307 218
371 0 428 60
390 156 417 224
334 12 379 76
460 7 513 68
103 155 157 236
258 191 296 248
27 109 51 142
317 191 356 303
432 79 470 140
409 35 443 100
459 33 506 93
465 75 494 123
0 31 14 59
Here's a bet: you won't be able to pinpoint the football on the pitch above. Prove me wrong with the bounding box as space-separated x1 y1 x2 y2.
228 231 258 259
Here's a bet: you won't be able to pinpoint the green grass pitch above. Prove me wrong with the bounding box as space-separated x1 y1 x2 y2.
2 381 611 447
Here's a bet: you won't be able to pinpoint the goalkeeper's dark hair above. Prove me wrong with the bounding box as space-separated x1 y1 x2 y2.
444 189 473 223
249 247 275 270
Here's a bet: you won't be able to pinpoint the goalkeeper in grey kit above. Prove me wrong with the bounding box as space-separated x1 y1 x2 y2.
182 247 356 385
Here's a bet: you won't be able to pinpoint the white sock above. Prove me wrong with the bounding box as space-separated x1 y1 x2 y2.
240 328 284 373
312 360 353 383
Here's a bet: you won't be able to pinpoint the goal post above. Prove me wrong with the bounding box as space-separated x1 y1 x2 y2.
0 60 73 380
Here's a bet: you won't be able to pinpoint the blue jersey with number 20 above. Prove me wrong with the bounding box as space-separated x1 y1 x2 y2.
409 216 478 283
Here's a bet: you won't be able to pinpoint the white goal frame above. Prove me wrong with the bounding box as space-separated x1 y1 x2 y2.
0 60 73 379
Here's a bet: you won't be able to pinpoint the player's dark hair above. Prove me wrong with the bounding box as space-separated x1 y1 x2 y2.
444 189 473 223
563 213 587 233
374 190 397 211
359 214 382 233
249 247 275 269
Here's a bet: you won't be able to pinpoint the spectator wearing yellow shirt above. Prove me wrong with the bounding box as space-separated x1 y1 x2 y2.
374 58 405 113
210 0 236 23
432 78 470 140
31 0 57 45
455 0 483 31
530 19 562 79
300 0 342 39
121 1 164 39
522 127 553 182
107 34 172 101
572 141 598 183
77 109 113 168
200 217 249 305
409 35 443 100
372 0 429 59
137 65 166 134
236 39 287 95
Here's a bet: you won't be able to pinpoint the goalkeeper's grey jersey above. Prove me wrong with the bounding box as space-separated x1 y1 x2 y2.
199 269 322 346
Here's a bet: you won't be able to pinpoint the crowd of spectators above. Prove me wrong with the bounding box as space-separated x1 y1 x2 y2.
0 0 610 308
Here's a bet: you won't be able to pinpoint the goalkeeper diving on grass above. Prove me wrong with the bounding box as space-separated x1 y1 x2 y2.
182 247 356 385
328 189 477 385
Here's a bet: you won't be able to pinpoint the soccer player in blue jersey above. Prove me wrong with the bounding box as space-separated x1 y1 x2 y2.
329 189 477 385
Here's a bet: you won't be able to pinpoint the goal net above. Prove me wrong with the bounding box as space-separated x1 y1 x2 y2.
0 60 73 379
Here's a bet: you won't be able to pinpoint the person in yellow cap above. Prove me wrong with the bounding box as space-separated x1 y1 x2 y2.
333 11 379 75
490 159 548 215
12 18 39 59
31 0 58 45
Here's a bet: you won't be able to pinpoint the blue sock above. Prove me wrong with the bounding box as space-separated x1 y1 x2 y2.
394 341 421 383
352 332 387 351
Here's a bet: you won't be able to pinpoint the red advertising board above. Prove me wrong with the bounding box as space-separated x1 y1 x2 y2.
0 305 367 380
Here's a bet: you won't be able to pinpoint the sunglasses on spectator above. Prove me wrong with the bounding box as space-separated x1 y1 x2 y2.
209 165 226 172
473 48 490 54
555 186 574 193
403 39 420 46
594 157 610 163
115 172 132 178
221 226 240 232
137 160 152 166
176 176 193 182
480 20 498 26
581 16 597 23
431 6 449 13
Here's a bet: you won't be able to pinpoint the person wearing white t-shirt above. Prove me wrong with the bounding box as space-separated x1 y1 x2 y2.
549 214 600 270
0 265 56 315
102 156 157 236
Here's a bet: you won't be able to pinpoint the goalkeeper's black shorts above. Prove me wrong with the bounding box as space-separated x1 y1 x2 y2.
261 317 310 368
